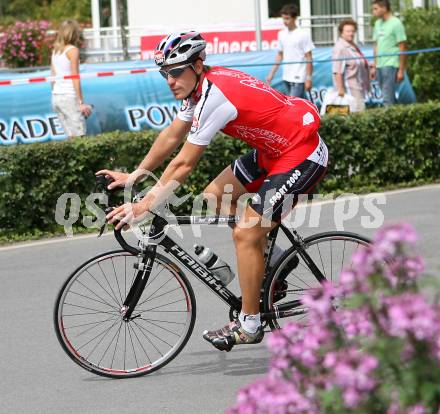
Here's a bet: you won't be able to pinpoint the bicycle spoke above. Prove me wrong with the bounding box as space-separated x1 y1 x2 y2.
111 257 124 304
85 269 121 308
143 309 189 313
139 317 182 337
127 323 139 368
131 320 164 357
63 302 119 317
72 316 119 339
68 290 119 311
78 318 120 355
63 310 119 317
143 266 166 292
342 240 346 271
98 321 124 366
124 324 127 371
98 262 122 307
137 276 174 307
138 286 181 309
76 279 118 310
132 319 173 348
316 243 327 279
330 239 333 282
128 322 152 364
148 286 182 302
140 318 186 326
110 321 123 369
138 298 187 313
287 273 313 290
63 316 117 330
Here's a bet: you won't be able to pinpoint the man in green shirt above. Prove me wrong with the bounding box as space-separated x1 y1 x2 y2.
371 0 407 105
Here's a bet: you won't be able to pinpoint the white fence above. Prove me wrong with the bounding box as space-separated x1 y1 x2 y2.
81 15 375 63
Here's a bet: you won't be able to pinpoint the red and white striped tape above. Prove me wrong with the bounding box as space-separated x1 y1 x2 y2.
0 67 159 86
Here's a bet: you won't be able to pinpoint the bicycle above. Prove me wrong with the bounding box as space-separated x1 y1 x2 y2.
54 176 371 379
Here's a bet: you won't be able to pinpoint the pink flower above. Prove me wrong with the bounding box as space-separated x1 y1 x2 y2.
268 321 334 370
381 293 440 341
323 348 378 409
408 403 427 414
301 281 336 317
227 375 318 414
333 306 375 340
374 223 418 261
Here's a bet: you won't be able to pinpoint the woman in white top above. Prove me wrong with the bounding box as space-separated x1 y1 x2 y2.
51 20 92 138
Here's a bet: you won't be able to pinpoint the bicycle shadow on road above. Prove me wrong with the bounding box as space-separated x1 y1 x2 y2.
83 347 269 382
162 347 269 377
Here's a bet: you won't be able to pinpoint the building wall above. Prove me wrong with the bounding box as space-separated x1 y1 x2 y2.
128 0 269 28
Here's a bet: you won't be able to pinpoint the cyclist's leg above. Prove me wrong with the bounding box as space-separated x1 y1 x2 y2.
203 149 265 217
202 165 248 216
233 207 277 316
234 153 328 309
203 141 328 351
202 206 272 351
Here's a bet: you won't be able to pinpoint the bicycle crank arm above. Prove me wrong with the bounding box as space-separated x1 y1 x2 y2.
261 300 306 320
261 308 307 320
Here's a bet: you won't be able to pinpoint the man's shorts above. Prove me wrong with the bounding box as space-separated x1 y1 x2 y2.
231 137 328 222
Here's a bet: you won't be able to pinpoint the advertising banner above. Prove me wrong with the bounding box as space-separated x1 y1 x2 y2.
141 29 280 60
0 47 416 145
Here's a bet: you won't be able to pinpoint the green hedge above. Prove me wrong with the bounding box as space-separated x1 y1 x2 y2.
403 7 440 102
1 102 440 239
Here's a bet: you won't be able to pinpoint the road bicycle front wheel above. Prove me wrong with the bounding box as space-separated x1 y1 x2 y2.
54 250 196 379
263 231 371 331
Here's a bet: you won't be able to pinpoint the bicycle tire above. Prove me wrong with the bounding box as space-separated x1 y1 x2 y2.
262 231 371 330
54 249 196 379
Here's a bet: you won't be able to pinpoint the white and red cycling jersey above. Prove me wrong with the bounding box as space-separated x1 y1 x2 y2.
177 66 324 165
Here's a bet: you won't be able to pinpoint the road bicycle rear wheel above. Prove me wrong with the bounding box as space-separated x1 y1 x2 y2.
263 231 370 330
54 250 196 379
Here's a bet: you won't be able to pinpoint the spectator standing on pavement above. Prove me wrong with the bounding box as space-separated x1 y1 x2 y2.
51 20 92 138
266 4 314 98
332 19 371 112
371 0 407 106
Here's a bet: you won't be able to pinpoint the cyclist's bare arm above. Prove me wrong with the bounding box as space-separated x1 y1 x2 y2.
136 141 207 211
96 117 192 189
136 117 192 174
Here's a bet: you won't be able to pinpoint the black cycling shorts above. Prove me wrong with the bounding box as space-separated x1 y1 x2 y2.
231 148 327 222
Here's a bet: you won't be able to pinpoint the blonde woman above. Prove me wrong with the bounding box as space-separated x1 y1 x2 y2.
51 20 92 138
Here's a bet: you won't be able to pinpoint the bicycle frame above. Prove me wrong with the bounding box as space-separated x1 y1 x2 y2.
114 213 327 323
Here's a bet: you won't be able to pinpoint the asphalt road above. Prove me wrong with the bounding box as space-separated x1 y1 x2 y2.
0 185 439 414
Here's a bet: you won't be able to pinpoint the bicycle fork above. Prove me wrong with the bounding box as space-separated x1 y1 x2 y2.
120 245 157 321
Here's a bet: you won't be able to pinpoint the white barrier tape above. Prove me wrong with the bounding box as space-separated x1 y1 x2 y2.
0 67 159 86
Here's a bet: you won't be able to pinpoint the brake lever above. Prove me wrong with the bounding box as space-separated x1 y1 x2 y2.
95 174 117 238
98 207 114 237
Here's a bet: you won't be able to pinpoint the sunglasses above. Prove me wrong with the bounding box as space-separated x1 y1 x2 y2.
159 63 194 80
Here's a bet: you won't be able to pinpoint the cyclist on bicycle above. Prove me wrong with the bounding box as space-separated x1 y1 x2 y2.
99 31 328 351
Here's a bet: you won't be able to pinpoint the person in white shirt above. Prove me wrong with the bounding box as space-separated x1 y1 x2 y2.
266 4 315 99
51 20 92 138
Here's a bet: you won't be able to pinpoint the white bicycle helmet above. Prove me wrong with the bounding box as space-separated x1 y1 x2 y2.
154 31 206 67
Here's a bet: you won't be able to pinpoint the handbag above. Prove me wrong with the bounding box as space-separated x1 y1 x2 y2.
320 88 356 116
